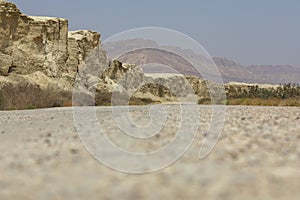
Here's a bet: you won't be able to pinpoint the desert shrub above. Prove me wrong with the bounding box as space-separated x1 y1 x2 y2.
219 83 300 107
198 98 211 105
95 91 112 106
26 105 36 109
129 97 159 105
63 101 73 107
0 83 72 110
225 98 299 107
284 99 300 107
0 91 4 110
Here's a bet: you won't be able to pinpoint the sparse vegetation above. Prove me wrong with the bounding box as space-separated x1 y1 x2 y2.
1 81 299 110
129 97 160 105
95 91 112 106
197 83 300 106
0 83 72 110
224 83 300 106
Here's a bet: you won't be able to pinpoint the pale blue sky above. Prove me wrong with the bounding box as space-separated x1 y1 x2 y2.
10 0 300 66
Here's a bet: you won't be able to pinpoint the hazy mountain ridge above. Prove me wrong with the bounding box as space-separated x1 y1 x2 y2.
214 57 300 84
246 64 300 84
105 39 300 84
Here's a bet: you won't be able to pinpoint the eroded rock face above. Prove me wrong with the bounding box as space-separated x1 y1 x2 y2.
0 53 12 76
102 60 136 81
0 1 101 79
0 1 69 77
66 30 106 81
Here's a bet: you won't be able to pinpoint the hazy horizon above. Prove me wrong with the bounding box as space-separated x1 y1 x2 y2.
9 0 300 66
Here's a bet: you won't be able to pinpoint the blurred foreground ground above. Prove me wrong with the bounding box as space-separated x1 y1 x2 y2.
0 106 299 200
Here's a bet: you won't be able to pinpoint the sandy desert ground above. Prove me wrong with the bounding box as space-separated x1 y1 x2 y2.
0 105 300 200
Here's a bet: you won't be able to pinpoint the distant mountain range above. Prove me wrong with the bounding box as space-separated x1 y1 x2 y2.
213 57 300 84
103 39 300 84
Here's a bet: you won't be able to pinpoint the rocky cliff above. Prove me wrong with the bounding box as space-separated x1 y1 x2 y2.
0 0 103 79
0 1 68 77
0 1 211 109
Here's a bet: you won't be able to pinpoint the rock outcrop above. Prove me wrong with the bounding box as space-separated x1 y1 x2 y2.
0 1 212 109
66 30 106 81
0 1 68 77
0 1 101 79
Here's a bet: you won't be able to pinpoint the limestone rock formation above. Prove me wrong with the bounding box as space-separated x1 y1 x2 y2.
66 30 106 81
102 60 136 81
0 1 101 79
0 1 212 109
0 1 106 109
0 1 68 77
